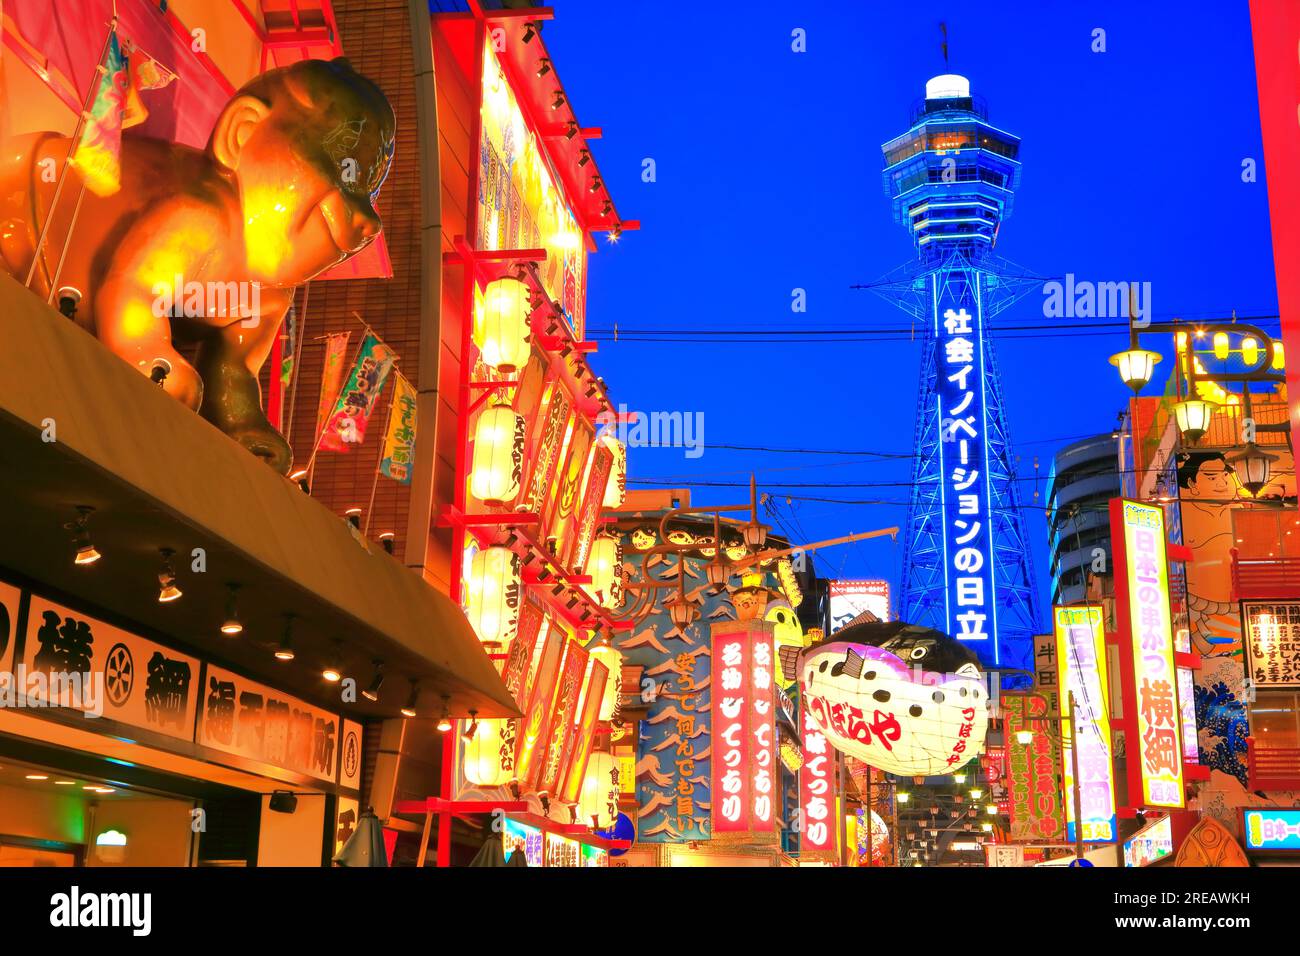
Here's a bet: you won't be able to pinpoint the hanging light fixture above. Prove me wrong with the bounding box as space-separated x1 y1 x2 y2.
401 680 419 718
1213 331 1230 360
274 615 296 661
362 661 384 702
475 276 532 372
577 751 620 829
1016 729 1034 746
664 591 698 629
969 787 983 799
156 549 182 603
220 583 243 635
459 709 480 743
464 545 522 648
436 695 453 733
586 535 623 609
986 803 999 814
742 519 770 550
896 791 910 804
1173 398 1216 443
322 641 344 683
585 630 623 721
67 505 101 566
1108 348 1161 393
470 401 526 507
1229 442 1279 497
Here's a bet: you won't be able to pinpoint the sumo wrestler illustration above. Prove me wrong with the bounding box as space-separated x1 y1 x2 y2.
0 58 395 473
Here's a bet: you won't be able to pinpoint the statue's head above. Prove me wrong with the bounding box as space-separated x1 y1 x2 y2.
208 58 395 284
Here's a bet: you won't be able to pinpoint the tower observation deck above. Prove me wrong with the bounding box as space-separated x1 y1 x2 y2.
866 74 1041 677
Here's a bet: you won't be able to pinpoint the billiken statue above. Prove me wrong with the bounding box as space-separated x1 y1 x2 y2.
0 58 395 474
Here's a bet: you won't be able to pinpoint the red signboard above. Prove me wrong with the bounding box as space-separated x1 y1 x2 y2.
750 630 777 831
712 627 752 833
799 703 836 855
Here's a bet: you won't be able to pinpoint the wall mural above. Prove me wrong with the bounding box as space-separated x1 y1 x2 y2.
1177 448 1300 831
614 522 803 844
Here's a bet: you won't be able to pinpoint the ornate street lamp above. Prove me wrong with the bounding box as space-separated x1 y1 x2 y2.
1108 348 1161 393
1229 441 1280 497
1172 397 1216 443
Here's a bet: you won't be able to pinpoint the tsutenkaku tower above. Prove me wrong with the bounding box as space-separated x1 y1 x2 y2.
867 74 1041 675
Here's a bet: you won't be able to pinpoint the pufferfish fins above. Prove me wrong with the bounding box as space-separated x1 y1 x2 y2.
841 648 864 679
778 645 801 684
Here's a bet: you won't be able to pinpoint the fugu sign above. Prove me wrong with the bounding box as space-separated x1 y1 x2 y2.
784 621 989 776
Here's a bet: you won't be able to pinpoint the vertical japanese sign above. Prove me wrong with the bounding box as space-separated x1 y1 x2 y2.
1053 605 1117 843
933 276 998 664
536 639 589 794
799 703 836 855
711 628 752 833
515 619 565 786
558 658 609 804
750 631 777 832
379 373 418 483
1111 499 1185 809
1003 693 1065 842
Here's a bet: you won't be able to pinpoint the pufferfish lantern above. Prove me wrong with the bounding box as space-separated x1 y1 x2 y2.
780 620 988 777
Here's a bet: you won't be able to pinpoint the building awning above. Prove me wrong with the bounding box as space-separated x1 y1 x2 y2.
0 273 516 720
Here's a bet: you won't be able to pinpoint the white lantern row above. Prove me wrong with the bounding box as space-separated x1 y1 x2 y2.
470 402 526 507
577 751 620 830
475 276 532 373
464 545 521 648
586 534 624 610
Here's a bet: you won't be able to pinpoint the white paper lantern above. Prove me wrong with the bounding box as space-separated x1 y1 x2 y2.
587 534 623 609
578 751 620 829
586 642 623 722
465 545 521 648
796 629 989 777
470 403 526 506
599 435 626 508
463 718 514 787
476 276 532 372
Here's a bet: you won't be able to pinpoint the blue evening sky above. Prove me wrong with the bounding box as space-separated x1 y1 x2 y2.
544 0 1278 623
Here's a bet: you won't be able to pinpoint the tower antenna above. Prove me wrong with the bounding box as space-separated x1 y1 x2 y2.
939 22 949 65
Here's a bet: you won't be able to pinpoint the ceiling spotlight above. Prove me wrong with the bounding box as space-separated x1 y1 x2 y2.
564 121 578 140
379 531 396 555
601 199 613 217
460 709 480 742
536 58 551 77
401 680 420 718
345 507 363 530
274 615 296 661
436 695 452 733
578 148 590 167
157 548 182 603
322 641 343 683
607 225 622 244
552 91 566 111
522 21 537 43
362 661 384 702
67 505 101 566
220 583 243 636
589 176 602 193
56 286 82 319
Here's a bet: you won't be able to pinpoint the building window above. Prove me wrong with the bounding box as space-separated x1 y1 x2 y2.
1252 690 1300 749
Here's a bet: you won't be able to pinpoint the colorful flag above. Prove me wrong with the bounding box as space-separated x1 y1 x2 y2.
319 332 397 452
280 303 298 390
121 37 178 130
379 374 418 484
315 332 352 443
69 30 130 197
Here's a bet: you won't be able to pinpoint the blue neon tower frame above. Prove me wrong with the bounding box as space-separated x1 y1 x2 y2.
867 75 1041 676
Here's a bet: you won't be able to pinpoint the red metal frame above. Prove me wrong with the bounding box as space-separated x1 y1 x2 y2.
1246 738 1300 790
1231 548 1300 600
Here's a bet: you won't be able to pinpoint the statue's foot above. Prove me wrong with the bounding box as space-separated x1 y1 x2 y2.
229 421 293 475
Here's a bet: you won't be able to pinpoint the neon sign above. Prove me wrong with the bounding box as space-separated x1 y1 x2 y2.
933 280 998 663
1053 605 1116 843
